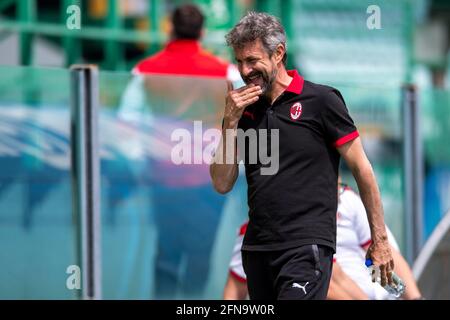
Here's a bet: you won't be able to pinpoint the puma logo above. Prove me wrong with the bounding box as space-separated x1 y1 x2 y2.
292 282 309 295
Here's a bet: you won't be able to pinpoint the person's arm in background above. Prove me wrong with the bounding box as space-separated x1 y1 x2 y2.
338 137 394 287
327 261 369 300
390 247 423 299
223 273 248 300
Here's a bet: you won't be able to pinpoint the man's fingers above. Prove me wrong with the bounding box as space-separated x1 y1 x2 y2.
228 84 260 100
242 85 262 95
235 84 261 94
240 89 263 101
234 91 261 108
233 86 262 102
234 83 253 93
246 95 260 105
380 265 387 287
234 96 260 110
387 267 393 285
226 84 262 118
388 260 395 285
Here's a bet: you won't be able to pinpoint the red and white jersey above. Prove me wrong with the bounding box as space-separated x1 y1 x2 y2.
228 222 247 283
132 39 241 82
228 186 400 300
119 39 242 124
335 186 399 300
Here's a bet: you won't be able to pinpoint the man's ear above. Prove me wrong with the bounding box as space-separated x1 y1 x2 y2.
274 43 286 64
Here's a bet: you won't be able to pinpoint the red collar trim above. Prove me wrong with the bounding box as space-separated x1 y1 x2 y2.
285 70 304 95
165 40 201 53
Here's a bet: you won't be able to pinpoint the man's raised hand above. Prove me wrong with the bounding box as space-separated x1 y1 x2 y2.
223 81 262 129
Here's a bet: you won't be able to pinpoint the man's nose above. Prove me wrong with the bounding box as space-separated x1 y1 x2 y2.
241 63 253 77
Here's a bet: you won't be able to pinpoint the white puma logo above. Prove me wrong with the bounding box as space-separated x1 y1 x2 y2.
292 282 309 294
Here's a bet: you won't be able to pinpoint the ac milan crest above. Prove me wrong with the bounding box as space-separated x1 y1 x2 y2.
290 102 303 120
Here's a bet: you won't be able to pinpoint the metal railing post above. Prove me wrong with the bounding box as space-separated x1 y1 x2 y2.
402 84 424 264
70 64 102 300
105 0 122 70
17 0 35 66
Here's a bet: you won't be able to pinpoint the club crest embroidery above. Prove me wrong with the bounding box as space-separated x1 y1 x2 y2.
290 102 303 120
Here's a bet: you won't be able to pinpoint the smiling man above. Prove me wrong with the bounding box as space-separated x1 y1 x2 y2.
210 12 394 300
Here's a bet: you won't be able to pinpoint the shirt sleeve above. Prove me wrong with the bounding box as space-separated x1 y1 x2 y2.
320 88 359 147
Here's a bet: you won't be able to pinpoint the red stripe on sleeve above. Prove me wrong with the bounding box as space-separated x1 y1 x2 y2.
334 130 359 148
239 222 248 236
229 270 247 283
360 239 372 248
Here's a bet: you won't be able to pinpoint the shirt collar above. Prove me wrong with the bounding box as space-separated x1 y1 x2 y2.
165 39 201 53
285 70 304 95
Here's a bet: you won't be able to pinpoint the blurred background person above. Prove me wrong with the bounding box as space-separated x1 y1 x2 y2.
118 3 242 299
223 222 248 300
330 180 423 300
118 3 241 123
326 262 369 300
133 3 238 78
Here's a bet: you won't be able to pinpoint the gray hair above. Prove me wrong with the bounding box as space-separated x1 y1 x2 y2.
225 12 287 65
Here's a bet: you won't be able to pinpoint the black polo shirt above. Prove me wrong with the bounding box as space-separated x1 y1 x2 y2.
237 70 359 252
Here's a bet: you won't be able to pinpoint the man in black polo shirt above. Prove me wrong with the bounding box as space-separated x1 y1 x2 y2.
210 12 394 300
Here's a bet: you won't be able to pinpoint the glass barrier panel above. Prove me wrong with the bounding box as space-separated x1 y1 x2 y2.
335 84 406 251
0 65 76 299
98 71 248 299
0 64 420 299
